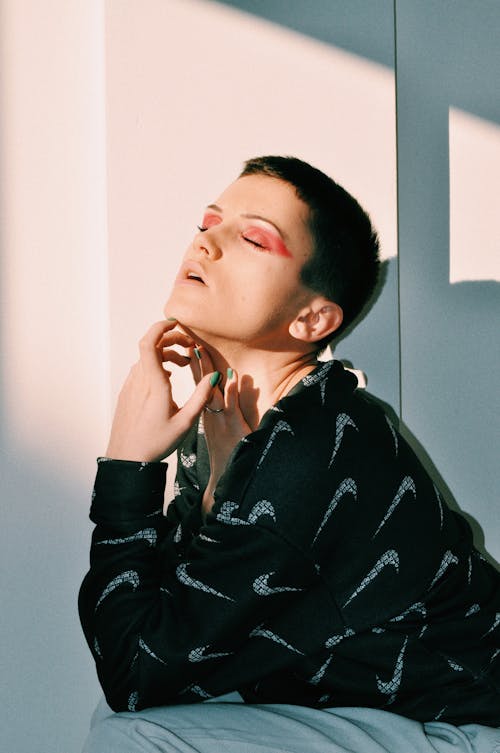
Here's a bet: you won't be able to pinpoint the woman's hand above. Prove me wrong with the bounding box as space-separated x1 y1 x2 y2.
105 320 219 462
190 347 251 515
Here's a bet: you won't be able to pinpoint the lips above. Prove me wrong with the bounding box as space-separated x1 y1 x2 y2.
176 260 208 286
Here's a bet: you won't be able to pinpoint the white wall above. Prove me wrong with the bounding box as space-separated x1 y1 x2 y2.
395 0 500 562
0 1 498 751
0 1 106 750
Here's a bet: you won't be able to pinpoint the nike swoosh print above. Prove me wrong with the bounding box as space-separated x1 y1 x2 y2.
385 415 399 455
188 645 233 662
433 484 444 529
95 570 139 610
429 550 459 589
95 528 157 547
216 501 250 527
185 684 213 699
249 626 304 655
257 420 294 468
139 637 167 664
377 636 408 696
309 654 333 685
329 413 358 467
390 601 426 623
128 690 139 711
180 450 196 468
343 550 400 608
176 563 235 602
313 478 357 544
253 572 304 597
325 628 355 648
247 500 277 525
481 612 500 638
301 361 333 387
373 476 416 538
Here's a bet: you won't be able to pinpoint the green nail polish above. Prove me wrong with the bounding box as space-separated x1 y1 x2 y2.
166 316 177 321
210 371 221 387
227 368 233 379
194 348 202 360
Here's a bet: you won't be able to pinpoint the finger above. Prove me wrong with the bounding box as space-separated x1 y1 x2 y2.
194 348 224 409
189 346 202 384
176 372 222 430
138 320 180 371
224 368 239 412
161 349 191 367
157 331 196 349
194 345 216 379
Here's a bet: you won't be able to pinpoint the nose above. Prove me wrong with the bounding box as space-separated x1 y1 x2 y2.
193 228 222 260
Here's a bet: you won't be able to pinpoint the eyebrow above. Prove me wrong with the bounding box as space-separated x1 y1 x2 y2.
205 204 288 241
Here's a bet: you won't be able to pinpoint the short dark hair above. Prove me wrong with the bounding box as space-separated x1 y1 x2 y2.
240 156 380 347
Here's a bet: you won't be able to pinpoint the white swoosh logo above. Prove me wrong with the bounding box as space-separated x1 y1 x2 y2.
188 645 233 662
216 501 249 526
325 628 355 648
390 601 426 623
180 450 196 468
302 361 333 387
385 415 399 455
377 636 408 696
433 484 444 529
313 478 357 544
481 612 500 638
373 476 416 538
309 654 333 685
253 572 304 597
95 570 139 610
95 528 157 547
257 420 294 468
249 626 304 655
176 563 234 601
216 500 276 527
184 684 213 699
128 690 139 711
343 550 399 608
248 500 277 524
429 550 459 589
329 413 358 467
139 637 167 665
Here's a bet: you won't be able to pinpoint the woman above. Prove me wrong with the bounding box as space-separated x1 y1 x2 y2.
79 157 500 752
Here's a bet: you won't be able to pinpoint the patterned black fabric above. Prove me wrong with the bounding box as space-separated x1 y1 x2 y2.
79 360 500 723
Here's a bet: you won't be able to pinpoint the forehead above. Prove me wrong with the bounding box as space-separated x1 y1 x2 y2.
215 174 312 260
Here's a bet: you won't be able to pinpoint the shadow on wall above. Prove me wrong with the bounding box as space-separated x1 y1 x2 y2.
394 1 500 563
0 447 99 753
215 0 396 69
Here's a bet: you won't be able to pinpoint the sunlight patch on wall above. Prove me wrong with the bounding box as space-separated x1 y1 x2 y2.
0 0 110 481
449 107 500 283
105 0 397 498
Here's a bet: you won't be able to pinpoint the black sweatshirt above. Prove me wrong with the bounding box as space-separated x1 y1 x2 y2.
79 360 500 725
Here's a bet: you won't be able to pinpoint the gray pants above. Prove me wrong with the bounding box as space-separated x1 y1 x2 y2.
83 694 500 753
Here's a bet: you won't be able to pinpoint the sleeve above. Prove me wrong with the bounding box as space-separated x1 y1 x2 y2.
78 437 327 713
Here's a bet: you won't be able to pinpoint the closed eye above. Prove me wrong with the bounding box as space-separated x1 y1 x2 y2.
242 235 267 250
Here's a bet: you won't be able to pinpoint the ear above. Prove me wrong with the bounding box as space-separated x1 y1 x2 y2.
289 298 343 344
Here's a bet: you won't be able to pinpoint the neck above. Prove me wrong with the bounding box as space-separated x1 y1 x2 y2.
193 337 319 431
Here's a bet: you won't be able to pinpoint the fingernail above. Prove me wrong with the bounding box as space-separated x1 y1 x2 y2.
210 371 221 387
194 347 202 360
166 316 177 321
227 367 233 379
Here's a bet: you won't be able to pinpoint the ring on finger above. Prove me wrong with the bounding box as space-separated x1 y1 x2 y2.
204 406 224 414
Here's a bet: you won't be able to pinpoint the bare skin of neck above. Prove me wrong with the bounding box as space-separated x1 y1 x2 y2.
194 336 319 431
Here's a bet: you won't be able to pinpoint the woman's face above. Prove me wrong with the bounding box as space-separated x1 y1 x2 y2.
164 174 314 349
